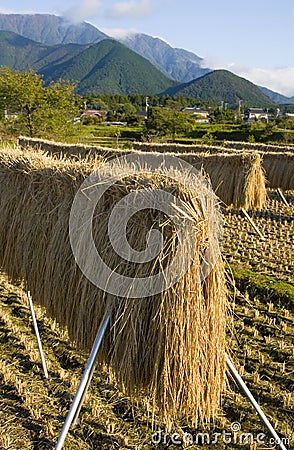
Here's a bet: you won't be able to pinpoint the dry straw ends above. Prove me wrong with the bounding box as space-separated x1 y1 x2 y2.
0 146 227 428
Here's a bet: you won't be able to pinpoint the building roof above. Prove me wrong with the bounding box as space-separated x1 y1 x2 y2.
81 110 107 117
181 107 210 115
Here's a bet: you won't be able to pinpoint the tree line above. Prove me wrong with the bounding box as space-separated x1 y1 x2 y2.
0 68 293 144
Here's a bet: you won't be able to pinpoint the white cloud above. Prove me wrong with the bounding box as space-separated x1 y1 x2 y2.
201 58 294 97
106 0 153 19
102 28 172 46
236 67 294 98
100 27 138 39
63 0 102 23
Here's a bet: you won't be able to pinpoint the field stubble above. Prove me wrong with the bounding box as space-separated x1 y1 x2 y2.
223 190 294 284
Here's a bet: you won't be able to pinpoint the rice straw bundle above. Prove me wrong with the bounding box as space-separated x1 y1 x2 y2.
0 146 227 428
19 136 225 155
133 141 225 154
177 151 267 210
223 140 294 153
262 152 294 190
18 136 106 159
18 137 267 210
19 137 294 156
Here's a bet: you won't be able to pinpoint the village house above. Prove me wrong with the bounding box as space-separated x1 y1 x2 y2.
181 107 210 123
81 109 108 120
243 108 273 122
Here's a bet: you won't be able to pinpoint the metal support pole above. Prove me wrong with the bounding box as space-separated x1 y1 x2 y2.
241 208 265 240
54 310 111 450
226 354 288 450
27 291 48 379
277 189 289 207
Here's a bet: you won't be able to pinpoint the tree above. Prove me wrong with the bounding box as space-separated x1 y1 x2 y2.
143 107 195 140
0 67 79 138
210 107 236 124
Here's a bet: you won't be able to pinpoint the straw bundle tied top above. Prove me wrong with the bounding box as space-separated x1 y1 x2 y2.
18 137 267 210
0 146 228 428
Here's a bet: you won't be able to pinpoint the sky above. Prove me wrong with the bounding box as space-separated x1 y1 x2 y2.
0 0 294 96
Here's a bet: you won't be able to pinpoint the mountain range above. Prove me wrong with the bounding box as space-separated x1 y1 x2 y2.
0 13 293 104
0 30 175 95
0 13 207 84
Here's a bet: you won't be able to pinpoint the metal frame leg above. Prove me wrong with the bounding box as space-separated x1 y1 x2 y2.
27 291 49 379
226 354 288 450
54 310 111 450
277 188 289 207
55 323 287 449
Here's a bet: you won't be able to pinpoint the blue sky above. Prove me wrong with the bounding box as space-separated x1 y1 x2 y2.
1 0 293 95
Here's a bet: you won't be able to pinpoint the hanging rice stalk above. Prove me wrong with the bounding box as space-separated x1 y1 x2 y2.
177 152 267 210
262 152 294 191
0 146 227 429
18 137 267 210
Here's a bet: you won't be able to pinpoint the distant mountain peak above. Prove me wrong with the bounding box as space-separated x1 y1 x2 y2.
0 13 108 45
164 70 276 107
118 32 210 82
259 86 294 105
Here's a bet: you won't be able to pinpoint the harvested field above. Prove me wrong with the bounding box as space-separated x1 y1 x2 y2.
0 273 293 449
222 191 294 284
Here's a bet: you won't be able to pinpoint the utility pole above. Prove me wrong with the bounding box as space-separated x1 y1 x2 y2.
238 99 243 120
4 96 8 119
145 96 149 114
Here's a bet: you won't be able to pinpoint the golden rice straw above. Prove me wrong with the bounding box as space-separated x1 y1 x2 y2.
0 146 227 429
223 140 294 153
177 152 267 210
18 137 267 210
262 152 294 190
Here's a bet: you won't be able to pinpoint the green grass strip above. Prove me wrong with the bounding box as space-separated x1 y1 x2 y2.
229 265 294 311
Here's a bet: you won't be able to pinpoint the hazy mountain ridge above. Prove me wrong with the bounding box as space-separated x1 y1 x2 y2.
0 30 86 71
0 13 107 45
0 13 291 104
118 33 210 82
259 86 294 105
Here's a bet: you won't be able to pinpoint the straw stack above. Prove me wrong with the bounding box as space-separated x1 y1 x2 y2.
177 152 267 210
18 137 267 210
0 146 227 428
